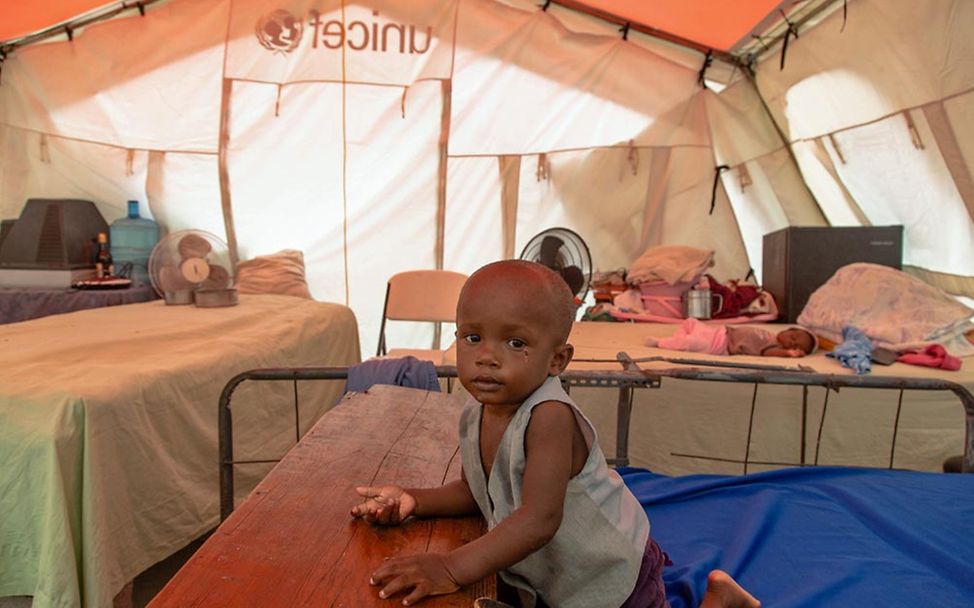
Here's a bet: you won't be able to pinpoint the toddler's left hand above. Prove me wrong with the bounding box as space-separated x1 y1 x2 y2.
370 552 460 605
787 348 804 357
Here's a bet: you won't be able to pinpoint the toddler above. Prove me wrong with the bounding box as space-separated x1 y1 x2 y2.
351 260 760 608
647 318 817 358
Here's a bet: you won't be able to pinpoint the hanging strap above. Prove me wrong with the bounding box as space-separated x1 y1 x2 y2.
536 153 550 181
625 139 639 178
903 111 925 150
779 11 799 71
401 85 411 118
697 50 713 89
39 134 51 163
737 164 752 192
710 165 729 215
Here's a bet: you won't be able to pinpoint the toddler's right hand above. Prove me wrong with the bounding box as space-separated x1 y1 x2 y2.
351 485 417 525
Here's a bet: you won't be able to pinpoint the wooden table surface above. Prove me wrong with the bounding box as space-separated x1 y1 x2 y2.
150 385 494 607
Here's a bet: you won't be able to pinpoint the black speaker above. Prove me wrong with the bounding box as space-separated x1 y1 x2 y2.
0 199 108 269
762 226 903 323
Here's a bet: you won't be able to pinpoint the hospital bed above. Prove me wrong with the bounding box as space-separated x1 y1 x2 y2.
216 348 974 607
0 295 361 608
564 322 974 475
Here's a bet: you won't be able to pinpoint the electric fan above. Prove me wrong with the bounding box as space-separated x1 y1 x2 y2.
519 228 593 302
148 229 237 307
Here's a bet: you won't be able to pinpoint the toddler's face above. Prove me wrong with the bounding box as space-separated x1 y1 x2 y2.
777 328 814 354
455 286 570 408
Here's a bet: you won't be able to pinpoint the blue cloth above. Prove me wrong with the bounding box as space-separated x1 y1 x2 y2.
344 356 440 394
620 466 974 608
827 325 874 374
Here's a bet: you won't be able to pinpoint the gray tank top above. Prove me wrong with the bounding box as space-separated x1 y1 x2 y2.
459 376 649 608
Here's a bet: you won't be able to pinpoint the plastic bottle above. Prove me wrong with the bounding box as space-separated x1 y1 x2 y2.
110 200 160 286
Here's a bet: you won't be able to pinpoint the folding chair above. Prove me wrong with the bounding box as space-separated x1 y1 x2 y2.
376 269 468 366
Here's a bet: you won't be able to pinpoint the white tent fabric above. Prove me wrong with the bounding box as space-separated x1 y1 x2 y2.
1 0 972 355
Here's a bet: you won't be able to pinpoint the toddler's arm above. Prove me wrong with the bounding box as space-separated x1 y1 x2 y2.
367 401 579 605
354 476 480 604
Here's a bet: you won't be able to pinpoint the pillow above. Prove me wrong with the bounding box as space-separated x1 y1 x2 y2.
235 249 312 299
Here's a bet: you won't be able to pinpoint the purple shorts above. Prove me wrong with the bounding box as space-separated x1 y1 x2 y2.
619 536 671 608
497 537 671 608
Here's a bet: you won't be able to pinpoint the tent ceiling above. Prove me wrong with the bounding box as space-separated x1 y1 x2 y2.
1 0 803 55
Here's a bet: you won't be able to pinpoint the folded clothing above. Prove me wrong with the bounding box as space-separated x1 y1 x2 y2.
827 326 874 375
627 245 714 286
344 355 441 394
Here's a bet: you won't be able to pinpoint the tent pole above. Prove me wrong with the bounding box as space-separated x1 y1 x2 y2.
217 77 240 269
435 79 452 271
740 66 827 223
499 156 521 259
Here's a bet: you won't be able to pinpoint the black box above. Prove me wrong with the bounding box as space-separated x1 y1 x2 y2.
0 199 108 269
762 226 903 323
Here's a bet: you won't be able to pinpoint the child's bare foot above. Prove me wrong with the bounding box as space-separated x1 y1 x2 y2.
699 570 760 608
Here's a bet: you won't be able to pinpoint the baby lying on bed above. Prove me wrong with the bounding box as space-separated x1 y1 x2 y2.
647 318 817 358
351 261 760 608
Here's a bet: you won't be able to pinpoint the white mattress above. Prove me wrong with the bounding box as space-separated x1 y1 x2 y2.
0 295 361 608
562 322 972 476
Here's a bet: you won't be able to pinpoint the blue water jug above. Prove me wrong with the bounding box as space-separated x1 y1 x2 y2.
110 200 159 286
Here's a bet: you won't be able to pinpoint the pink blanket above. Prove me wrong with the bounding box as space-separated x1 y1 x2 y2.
651 318 728 355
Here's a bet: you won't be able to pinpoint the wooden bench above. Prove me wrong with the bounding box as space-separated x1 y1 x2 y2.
150 385 494 606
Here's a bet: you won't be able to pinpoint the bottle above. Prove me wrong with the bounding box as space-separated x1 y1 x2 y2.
95 232 114 278
110 200 159 286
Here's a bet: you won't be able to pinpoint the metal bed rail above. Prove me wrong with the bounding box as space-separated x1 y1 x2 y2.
218 365 658 520
616 353 974 474
218 355 974 520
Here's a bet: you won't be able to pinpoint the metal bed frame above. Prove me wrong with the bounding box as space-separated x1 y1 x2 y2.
218 353 974 520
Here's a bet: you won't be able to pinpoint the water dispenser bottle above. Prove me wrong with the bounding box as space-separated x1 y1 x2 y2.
110 200 160 286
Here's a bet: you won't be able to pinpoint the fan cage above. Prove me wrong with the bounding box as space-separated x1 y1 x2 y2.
518 227 593 298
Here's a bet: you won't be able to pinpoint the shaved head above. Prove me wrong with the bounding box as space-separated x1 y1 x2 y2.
459 260 576 344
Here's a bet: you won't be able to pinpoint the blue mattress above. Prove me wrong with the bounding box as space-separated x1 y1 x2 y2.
619 466 974 608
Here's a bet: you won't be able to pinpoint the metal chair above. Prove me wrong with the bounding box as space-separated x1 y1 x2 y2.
376 269 468 366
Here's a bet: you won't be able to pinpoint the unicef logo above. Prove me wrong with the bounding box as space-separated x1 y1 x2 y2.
255 10 303 54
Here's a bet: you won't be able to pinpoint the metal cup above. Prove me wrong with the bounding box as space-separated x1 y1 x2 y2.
682 288 723 319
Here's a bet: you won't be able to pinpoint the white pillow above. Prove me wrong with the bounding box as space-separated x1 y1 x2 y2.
235 249 312 299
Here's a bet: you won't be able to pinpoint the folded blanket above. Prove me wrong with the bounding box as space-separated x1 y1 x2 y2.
827 326 874 374
627 245 715 286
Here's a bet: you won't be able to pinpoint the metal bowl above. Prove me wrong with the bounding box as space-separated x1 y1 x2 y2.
194 287 238 308
163 289 195 305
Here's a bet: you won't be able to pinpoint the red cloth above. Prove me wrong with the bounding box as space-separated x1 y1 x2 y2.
706 274 760 319
896 344 962 371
